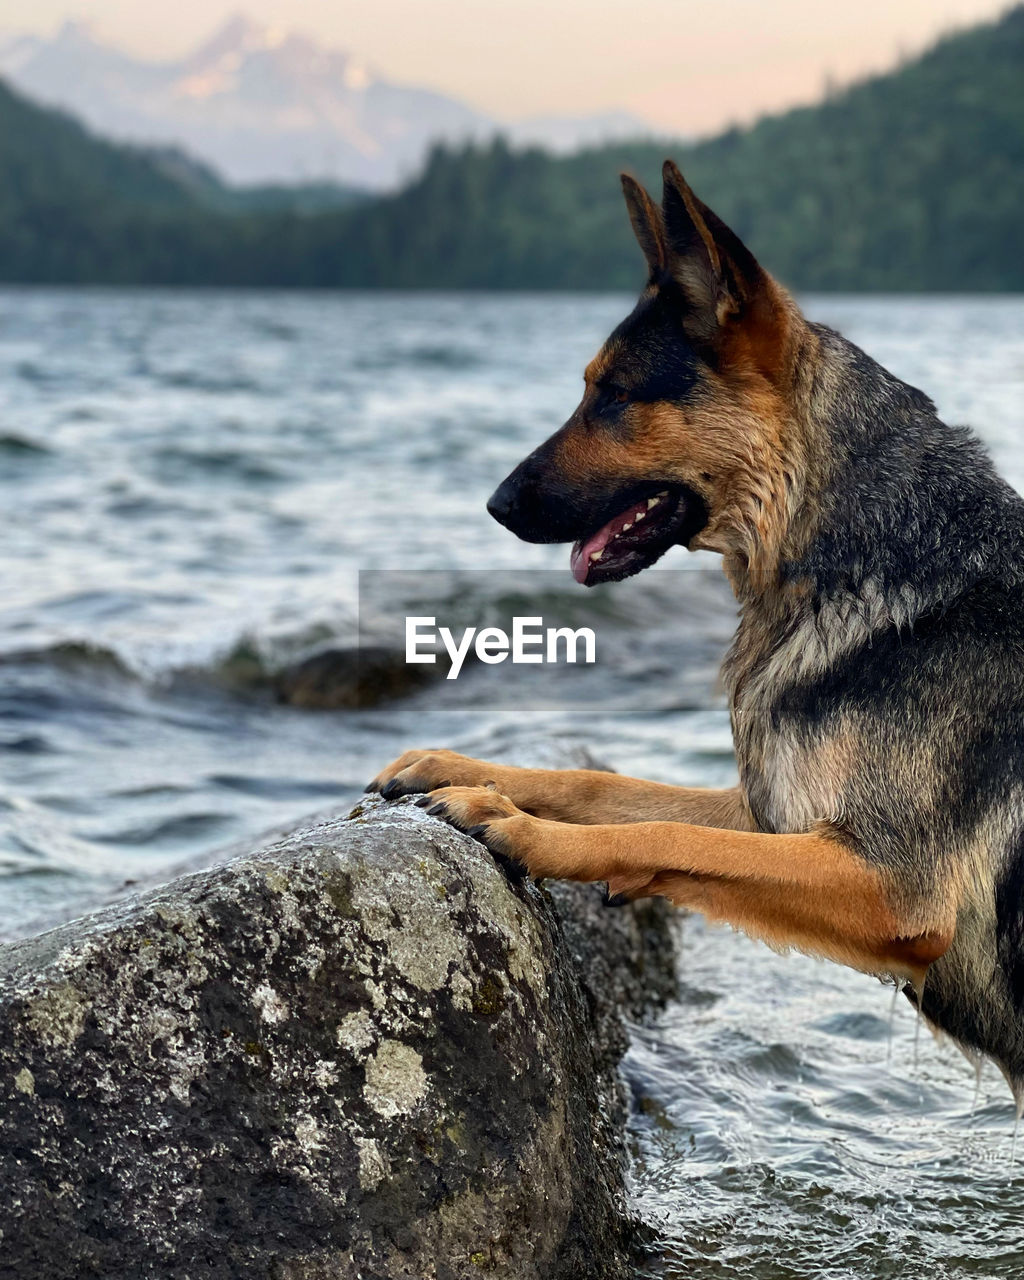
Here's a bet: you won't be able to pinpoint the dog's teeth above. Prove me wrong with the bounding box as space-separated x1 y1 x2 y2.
647 497 659 509
622 521 633 531
658 490 668 497
634 510 646 522
590 550 603 562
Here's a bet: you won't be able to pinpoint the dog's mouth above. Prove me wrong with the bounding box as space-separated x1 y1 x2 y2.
570 485 707 586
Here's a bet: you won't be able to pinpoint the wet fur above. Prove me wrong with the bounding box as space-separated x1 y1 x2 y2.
371 164 1024 1097
727 322 1024 1087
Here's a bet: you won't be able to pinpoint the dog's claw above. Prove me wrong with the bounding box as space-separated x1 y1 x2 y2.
380 779 403 800
602 886 630 909
425 801 447 816
465 823 490 842
414 795 432 808
490 848 527 881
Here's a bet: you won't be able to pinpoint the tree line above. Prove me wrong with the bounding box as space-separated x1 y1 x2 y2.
1 5 1022 290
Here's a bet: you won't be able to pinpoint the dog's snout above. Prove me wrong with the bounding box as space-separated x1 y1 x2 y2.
486 461 548 538
486 476 517 528
487 436 585 543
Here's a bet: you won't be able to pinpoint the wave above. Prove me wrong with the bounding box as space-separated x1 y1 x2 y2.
150 445 289 484
92 811 232 848
0 639 138 680
0 433 51 456
0 635 431 712
0 568 735 715
354 344 484 372
154 370 264 393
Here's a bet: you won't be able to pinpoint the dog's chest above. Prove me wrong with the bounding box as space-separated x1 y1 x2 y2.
724 607 848 834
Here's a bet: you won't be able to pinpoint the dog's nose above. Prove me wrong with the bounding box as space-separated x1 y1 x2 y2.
486 478 517 528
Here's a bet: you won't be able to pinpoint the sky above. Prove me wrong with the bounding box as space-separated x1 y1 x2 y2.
0 0 1013 134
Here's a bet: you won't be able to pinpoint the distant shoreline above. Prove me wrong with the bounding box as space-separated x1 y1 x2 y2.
2 7 1022 292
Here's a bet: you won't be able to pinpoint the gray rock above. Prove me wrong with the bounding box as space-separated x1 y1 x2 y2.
0 796 676 1279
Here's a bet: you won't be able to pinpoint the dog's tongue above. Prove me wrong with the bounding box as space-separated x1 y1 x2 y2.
571 498 658 584
570 521 617 584
570 490 677 584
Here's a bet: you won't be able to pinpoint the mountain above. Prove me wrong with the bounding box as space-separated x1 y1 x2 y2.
0 15 652 189
0 5 1021 289
303 4 1024 292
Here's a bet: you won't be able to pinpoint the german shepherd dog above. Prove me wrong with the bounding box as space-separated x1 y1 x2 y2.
370 162 1024 1097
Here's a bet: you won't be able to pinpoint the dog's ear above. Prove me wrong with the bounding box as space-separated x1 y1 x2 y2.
661 160 769 347
620 173 666 278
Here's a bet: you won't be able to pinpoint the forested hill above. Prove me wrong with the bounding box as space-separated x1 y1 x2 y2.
1 4 1022 290
322 4 1024 291
0 79 361 284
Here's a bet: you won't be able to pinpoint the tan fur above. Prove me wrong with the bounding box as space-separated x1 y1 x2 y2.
419 784 952 988
369 749 753 828
582 350 611 386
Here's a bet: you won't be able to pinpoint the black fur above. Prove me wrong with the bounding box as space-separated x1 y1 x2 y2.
603 285 701 404
788 325 1024 609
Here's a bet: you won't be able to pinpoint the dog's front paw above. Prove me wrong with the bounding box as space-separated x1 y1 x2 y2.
366 749 497 799
416 784 602 886
415 785 532 879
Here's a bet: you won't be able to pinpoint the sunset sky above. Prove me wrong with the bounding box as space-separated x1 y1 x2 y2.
0 0 1012 134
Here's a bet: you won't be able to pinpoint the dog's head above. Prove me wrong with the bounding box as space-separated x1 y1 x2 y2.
488 161 803 586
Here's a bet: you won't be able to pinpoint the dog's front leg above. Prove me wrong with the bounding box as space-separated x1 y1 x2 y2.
368 749 752 829
424 786 954 986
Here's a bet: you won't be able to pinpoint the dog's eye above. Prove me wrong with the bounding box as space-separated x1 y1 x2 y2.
608 385 630 406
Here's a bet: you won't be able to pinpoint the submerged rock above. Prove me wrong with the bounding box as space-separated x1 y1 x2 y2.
274 644 441 709
0 796 675 1279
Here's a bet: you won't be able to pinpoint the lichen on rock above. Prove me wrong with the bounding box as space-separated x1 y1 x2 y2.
0 795 676 1279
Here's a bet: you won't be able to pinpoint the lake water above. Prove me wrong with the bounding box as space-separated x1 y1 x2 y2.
2 289 1024 1275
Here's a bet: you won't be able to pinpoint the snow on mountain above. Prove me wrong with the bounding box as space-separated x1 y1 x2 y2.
0 15 654 189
